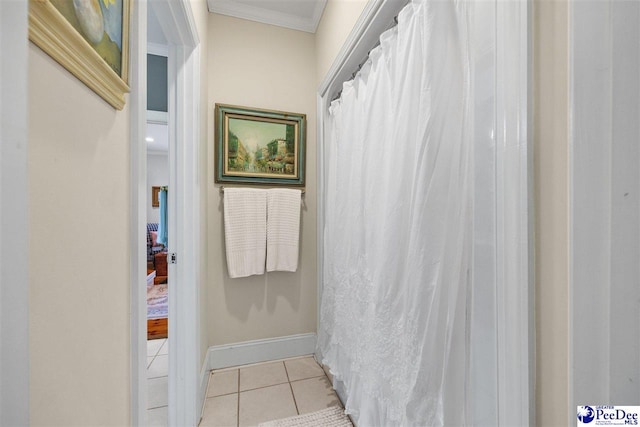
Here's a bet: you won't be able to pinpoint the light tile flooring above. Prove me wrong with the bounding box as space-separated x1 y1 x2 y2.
147 338 169 426
200 356 342 427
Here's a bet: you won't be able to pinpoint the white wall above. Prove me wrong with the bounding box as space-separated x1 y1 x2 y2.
28 44 131 425
207 13 317 346
147 151 168 224
571 0 640 410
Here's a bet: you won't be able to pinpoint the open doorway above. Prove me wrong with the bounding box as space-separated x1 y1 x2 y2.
146 124 169 341
146 124 170 421
130 0 201 425
145 8 170 423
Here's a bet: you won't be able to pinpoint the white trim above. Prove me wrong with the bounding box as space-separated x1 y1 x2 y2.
569 2 640 421
154 0 199 48
494 0 534 425
131 0 201 426
309 0 328 34
147 110 169 125
155 2 201 425
129 0 148 424
316 0 533 424
0 1 29 425
206 0 326 33
207 334 318 370
315 93 326 335
170 42 202 426
148 42 169 58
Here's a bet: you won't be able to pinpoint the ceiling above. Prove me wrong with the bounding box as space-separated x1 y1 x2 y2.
147 122 169 153
207 0 327 33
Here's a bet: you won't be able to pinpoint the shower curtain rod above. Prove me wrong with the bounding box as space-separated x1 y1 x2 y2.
219 186 305 196
331 15 399 103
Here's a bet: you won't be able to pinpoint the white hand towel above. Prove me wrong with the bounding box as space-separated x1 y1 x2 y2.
223 188 267 278
266 188 302 272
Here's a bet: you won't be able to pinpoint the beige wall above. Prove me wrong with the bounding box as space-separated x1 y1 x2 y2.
534 0 570 424
206 14 318 346
315 0 367 84
28 45 131 425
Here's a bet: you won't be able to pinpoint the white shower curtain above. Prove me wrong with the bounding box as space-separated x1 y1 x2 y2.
318 0 472 425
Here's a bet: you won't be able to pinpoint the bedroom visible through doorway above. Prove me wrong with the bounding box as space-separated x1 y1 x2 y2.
146 26 169 342
131 0 202 423
146 122 169 340
145 19 170 421
146 120 169 421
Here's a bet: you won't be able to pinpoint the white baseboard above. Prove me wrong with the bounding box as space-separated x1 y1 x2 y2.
207 333 317 370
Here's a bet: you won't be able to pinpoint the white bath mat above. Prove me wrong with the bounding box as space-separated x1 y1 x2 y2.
258 406 353 427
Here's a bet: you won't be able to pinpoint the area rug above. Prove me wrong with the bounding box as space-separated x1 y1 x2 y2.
258 406 353 427
147 284 168 319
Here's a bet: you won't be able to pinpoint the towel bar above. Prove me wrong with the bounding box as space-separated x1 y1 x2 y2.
219 186 305 196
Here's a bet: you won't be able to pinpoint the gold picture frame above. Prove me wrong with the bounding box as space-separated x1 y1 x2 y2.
151 186 160 208
28 0 131 110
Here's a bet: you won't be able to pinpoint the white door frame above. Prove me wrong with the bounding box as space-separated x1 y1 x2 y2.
130 1 201 425
569 1 640 421
494 1 534 424
0 1 29 425
316 0 533 424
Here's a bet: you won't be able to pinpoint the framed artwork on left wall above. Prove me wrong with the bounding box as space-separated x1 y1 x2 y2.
28 0 131 110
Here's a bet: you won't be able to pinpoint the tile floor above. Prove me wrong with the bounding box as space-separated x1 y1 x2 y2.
147 338 169 426
200 356 342 427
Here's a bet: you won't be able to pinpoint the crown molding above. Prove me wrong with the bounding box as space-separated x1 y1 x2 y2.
207 0 327 33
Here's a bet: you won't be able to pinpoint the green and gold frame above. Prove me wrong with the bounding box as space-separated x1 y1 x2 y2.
215 104 306 187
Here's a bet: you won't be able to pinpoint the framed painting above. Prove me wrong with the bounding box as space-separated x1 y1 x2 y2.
215 104 306 187
28 0 130 110
151 186 161 208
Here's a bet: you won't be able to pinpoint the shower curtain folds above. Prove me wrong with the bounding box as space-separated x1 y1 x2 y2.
317 0 473 425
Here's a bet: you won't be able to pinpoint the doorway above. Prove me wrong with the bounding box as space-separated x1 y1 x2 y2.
130 0 202 425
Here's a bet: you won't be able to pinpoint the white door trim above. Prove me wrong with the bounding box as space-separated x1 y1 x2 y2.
316 0 533 424
129 0 148 424
130 1 201 425
494 1 534 424
0 1 29 425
